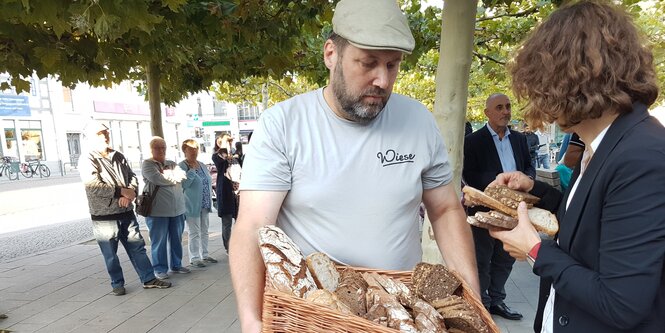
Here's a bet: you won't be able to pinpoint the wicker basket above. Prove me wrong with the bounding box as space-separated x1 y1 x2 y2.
262 266 501 333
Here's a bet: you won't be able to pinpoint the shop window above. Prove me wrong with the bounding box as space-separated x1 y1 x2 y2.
21 129 43 161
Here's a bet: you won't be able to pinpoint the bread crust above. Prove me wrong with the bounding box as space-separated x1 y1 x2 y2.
258 226 317 298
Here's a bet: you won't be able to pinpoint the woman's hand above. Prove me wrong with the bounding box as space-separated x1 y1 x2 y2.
489 202 542 260
488 171 534 192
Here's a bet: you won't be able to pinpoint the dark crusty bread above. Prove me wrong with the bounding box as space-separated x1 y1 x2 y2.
434 295 489 333
412 263 462 303
258 226 317 298
334 269 370 317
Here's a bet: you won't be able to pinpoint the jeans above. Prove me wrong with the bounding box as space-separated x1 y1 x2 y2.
221 214 234 251
92 218 156 288
145 214 185 273
537 153 551 169
186 208 210 262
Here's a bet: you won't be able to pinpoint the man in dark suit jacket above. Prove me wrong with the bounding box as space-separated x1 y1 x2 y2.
463 93 535 320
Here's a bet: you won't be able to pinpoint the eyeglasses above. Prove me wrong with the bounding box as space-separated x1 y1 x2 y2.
152 146 167 150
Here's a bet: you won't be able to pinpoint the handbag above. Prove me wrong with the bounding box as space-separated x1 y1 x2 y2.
135 184 160 217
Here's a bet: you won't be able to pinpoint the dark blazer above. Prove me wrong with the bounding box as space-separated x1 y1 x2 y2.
533 103 665 332
463 124 535 215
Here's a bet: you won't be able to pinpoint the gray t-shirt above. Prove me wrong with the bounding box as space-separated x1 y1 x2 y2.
240 88 452 270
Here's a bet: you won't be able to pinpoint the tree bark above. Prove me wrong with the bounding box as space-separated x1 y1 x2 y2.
147 63 164 138
421 0 478 264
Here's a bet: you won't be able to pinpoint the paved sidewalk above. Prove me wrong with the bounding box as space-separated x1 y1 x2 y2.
0 225 540 333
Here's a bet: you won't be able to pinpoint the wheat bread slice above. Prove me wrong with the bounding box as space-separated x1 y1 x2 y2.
305 252 340 292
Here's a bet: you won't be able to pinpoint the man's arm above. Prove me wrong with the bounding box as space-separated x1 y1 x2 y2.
422 182 480 297
229 190 287 333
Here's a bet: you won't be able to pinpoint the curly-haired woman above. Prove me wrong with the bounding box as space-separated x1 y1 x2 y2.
488 2 665 332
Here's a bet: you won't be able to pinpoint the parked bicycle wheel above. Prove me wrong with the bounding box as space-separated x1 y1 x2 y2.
6 165 18 180
19 163 33 178
39 164 51 177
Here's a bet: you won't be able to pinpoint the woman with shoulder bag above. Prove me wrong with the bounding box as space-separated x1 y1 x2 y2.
142 137 189 279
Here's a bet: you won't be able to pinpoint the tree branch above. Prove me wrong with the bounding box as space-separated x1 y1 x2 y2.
476 7 539 22
267 80 294 97
473 51 506 65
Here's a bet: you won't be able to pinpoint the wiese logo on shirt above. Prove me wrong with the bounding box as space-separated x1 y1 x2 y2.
377 149 415 167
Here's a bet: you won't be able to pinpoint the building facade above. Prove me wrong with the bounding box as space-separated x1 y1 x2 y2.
0 74 260 175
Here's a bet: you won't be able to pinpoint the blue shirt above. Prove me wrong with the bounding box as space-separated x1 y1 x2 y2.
486 123 517 172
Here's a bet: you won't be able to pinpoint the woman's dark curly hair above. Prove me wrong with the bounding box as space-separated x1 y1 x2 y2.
510 1 658 130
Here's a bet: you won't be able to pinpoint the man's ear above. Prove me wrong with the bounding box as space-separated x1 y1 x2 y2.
323 39 337 70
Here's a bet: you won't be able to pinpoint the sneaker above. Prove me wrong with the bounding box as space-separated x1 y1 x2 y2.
190 260 206 268
203 256 218 263
170 267 191 274
0 314 8 319
155 271 169 280
143 278 172 289
112 286 126 296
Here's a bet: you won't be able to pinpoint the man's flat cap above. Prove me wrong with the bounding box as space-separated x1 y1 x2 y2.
332 0 415 54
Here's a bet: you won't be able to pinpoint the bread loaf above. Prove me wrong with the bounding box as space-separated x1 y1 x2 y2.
306 252 340 292
463 185 559 236
305 289 353 315
258 225 317 298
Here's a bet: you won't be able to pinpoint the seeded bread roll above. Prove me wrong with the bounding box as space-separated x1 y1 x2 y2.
258 225 317 298
306 252 340 292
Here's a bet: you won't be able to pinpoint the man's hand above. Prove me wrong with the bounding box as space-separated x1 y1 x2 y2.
489 202 541 260
120 187 136 201
118 196 132 208
488 171 534 192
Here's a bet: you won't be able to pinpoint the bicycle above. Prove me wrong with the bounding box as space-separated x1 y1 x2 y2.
0 156 19 180
19 159 51 178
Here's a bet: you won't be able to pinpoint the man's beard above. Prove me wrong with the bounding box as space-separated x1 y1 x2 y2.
331 64 389 124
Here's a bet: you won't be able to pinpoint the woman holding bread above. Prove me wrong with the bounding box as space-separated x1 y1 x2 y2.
489 2 665 333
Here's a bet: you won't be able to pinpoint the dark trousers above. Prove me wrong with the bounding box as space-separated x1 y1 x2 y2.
472 226 516 307
221 214 234 251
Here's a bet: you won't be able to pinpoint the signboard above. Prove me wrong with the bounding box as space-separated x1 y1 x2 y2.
0 95 30 116
93 101 149 115
202 121 231 126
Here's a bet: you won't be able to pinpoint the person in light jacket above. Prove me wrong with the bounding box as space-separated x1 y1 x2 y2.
142 137 189 279
178 139 216 268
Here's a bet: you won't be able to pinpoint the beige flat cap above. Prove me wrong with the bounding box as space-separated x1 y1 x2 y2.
332 0 415 54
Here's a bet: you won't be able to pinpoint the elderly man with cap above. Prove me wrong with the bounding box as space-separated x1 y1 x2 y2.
80 122 171 296
229 0 479 330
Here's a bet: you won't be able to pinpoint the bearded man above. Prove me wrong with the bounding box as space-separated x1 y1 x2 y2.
228 1 479 331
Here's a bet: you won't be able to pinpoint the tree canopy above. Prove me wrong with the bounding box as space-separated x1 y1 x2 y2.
0 0 335 104
217 0 665 124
